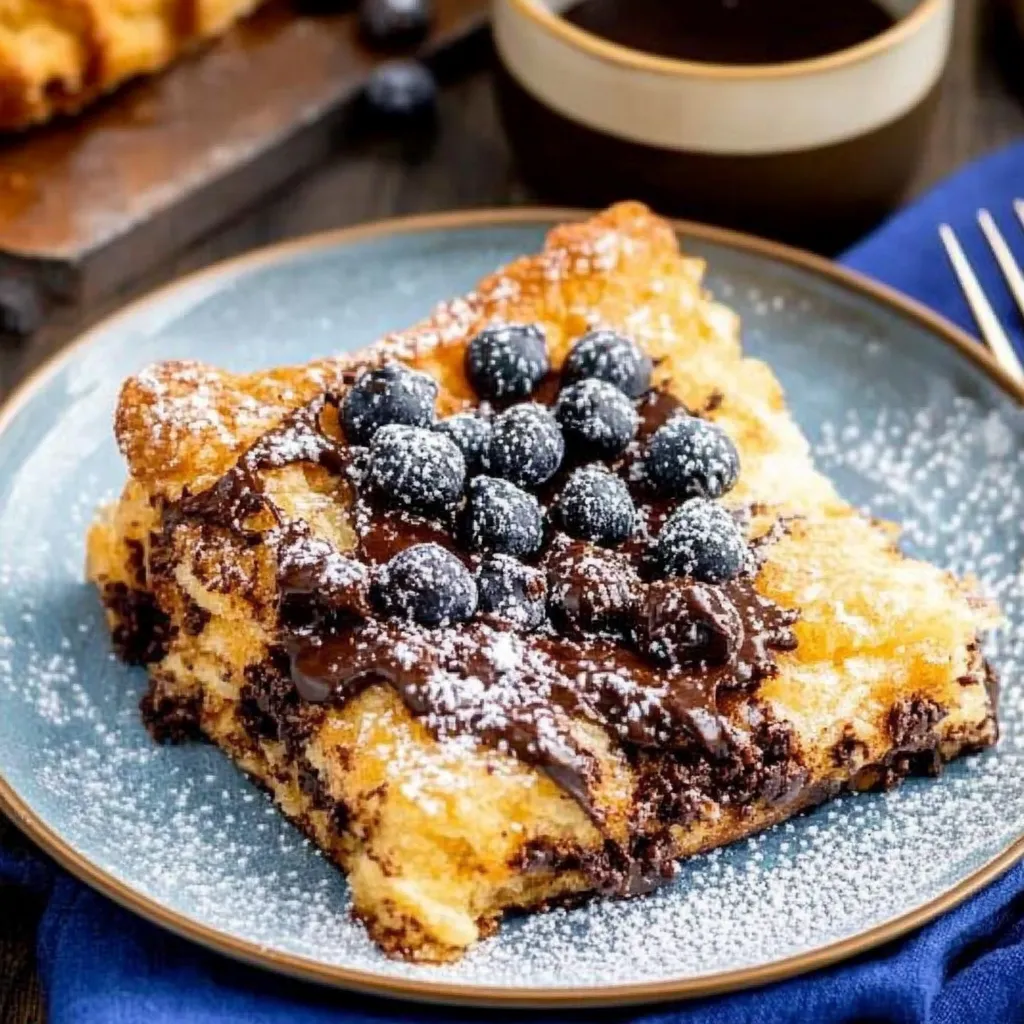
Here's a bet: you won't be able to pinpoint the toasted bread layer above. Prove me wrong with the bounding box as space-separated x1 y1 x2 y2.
88 203 999 961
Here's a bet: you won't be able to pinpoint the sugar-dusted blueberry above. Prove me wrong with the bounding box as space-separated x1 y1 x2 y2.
465 323 549 400
563 329 652 398
359 0 432 50
643 415 740 499
652 498 748 583
477 555 547 629
433 411 491 476
365 424 465 514
363 60 438 124
553 465 635 546
374 543 477 626
463 476 543 557
545 539 640 637
341 361 438 445
555 378 638 459
485 403 564 488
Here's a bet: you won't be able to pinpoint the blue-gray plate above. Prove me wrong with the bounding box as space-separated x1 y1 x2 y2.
1 210 1023 1008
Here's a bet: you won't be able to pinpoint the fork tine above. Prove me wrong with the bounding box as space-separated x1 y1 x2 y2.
939 223 1024 384
978 209 1024 325
1015 199 1024 233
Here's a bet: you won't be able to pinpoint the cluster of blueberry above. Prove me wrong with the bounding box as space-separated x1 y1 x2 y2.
340 325 747 629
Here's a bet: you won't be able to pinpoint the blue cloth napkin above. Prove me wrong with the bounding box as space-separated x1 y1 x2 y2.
843 139 1024 359
4 141 1024 1024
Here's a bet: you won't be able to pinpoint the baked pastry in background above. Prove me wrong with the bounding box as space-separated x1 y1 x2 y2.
87 202 1000 961
0 0 264 129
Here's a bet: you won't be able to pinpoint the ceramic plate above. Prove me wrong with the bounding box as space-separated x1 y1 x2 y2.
2 211 1023 1008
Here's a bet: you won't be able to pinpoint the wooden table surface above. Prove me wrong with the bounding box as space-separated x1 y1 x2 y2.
1 1 1022 1019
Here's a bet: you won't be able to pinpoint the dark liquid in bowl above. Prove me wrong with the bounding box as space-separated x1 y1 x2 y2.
561 0 897 65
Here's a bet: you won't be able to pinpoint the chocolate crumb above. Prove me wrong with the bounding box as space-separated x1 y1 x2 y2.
140 680 202 743
831 725 869 769
103 581 172 665
182 599 211 636
888 696 947 750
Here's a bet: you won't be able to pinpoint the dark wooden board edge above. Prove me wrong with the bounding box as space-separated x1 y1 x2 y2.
0 1 489 320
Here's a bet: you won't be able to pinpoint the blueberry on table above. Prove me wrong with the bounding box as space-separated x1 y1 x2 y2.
359 0 432 49
464 476 543 557
643 416 740 499
341 361 438 445
477 555 547 629
555 378 638 459
0 278 43 338
485 403 564 488
553 465 635 546
365 424 465 514
465 323 549 400
363 60 438 124
433 411 492 476
562 329 652 398
374 543 477 626
652 498 748 583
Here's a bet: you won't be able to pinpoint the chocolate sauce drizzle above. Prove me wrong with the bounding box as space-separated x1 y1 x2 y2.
165 373 799 822
169 391 356 535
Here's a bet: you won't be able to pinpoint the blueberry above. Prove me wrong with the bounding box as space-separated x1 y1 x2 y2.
374 543 477 626
464 476 543 557
553 466 635 546
545 540 640 636
563 330 652 398
359 0 432 49
433 411 491 476
485 403 564 488
477 555 547 629
363 60 437 124
341 361 438 445
652 498 748 583
555 378 638 459
644 416 740 499
365 424 465 514
0 278 43 338
465 323 549 400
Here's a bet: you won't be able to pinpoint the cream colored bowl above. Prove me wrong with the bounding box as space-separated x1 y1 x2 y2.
494 0 953 247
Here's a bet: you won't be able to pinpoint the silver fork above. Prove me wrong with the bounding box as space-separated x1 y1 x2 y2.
939 203 1024 385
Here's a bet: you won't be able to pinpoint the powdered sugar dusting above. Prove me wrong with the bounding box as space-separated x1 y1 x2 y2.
130 362 262 447
2 235 1024 994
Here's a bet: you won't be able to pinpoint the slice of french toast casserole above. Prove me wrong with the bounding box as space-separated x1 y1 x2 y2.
87 202 999 961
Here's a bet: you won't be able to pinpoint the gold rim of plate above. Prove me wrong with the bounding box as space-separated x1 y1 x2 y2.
1 207 1023 1009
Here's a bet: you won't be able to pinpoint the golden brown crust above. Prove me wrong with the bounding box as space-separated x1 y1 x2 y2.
88 202 1001 961
112 203 824 508
0 0 263 130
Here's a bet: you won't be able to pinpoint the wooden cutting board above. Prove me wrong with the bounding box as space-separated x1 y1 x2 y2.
0 0 488 314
